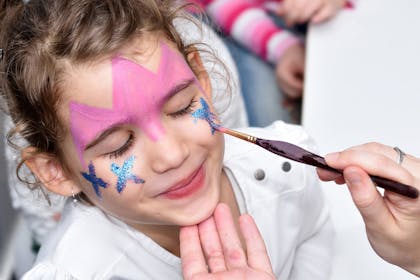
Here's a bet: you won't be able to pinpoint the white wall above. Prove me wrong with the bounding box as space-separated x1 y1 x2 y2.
303 1 420 279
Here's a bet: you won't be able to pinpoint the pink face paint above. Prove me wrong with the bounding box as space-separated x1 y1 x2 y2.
69 42 199 165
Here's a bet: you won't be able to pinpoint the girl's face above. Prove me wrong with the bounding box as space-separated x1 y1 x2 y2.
59 37 224 227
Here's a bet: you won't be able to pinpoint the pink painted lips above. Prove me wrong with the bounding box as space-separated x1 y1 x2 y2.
159 165 205 199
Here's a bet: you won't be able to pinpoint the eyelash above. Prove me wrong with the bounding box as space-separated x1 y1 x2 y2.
169 98 197 118
104 99 196 159
107 133 135 159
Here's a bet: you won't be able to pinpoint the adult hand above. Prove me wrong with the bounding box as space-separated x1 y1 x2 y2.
317 142 420 276
277 0 345 26
276 43 305 99
180 203 275 280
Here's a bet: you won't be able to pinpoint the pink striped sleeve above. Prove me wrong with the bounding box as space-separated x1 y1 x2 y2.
194 0 299 63
204 0 256 34
240 17 279 59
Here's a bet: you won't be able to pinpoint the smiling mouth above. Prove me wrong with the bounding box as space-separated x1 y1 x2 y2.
159 165 205 199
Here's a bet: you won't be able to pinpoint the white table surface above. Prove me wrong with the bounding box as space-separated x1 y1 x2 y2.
302 0 420 279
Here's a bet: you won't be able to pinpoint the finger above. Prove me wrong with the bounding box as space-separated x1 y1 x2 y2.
279 80 301 99
278 68 303 98
276 3 285 16
335 176 346 185
311 5 334 23
213 203 247 269
239 214 274 274
343 166 396 231
295 0 323 24
316 168 346 185
345 142 395 157
316 168 342 182
290 71 304 90
282 0 301 26
180 225 208 279
277 67 297 98
325 148 414 187
286 71 303 94
348 143 420 178
198 216 227 273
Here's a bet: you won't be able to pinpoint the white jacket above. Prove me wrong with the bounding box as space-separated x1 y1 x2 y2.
23 121 334 280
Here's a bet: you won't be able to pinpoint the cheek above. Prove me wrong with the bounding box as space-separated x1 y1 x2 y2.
79 155 146 200
190 97 220 135
109 155 145 193
189 122 224 157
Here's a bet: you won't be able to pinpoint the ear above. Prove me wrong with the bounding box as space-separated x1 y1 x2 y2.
187 49 212 99
22 147 82 197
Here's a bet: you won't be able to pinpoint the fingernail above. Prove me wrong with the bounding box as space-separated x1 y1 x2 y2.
325 152 339 162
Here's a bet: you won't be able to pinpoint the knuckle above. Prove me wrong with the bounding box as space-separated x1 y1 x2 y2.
207 248 223 259
207 249 225 266
362 142 384 152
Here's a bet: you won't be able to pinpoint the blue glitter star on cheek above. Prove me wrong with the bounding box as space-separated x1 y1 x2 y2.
191 97 220 134
81 162 108 198
110 155 145 193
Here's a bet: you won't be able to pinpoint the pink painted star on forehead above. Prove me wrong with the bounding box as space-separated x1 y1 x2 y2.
69 42 200 166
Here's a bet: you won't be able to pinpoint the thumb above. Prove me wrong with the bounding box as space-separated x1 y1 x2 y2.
343 166 395 230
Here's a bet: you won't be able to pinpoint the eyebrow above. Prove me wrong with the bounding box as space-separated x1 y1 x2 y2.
164 78 196 102
84 78 196 151
85 123 127 151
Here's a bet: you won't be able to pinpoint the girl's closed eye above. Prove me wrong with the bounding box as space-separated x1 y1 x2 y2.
106 132 135 159
168 98 197 118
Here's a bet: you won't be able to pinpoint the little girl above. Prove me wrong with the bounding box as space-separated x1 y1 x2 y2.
1 0 333 279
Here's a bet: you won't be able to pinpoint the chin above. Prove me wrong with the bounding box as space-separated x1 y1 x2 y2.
176 189 220 226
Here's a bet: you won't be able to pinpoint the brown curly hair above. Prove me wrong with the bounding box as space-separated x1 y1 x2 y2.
0 0 211 192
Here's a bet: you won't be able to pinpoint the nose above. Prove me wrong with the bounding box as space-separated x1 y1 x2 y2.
148 133 189 174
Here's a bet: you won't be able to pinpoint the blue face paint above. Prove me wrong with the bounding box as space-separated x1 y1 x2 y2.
191 97 219 134
110 155 145 193
81 162 108 198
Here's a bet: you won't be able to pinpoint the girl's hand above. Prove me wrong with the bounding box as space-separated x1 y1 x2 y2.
317 142 420 276
180 203 275 280
277 0 346 26
276 43 305 99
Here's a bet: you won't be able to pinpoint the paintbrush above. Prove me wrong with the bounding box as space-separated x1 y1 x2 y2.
217 126 419 199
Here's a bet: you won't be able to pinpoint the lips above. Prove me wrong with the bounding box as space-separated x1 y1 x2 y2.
159 165 205 199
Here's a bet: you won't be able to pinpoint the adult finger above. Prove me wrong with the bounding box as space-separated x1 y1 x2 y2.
325 148 413 187
316 168 344 184
180 225 208 279
198 216 227 273
343 166 396 231
344 142 420 178
213 203 247 269
239 214 274 273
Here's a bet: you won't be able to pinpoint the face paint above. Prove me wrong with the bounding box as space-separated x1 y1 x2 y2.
69 42 199 165
191 97 220 134
81 161 108 198
110 155 145 193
